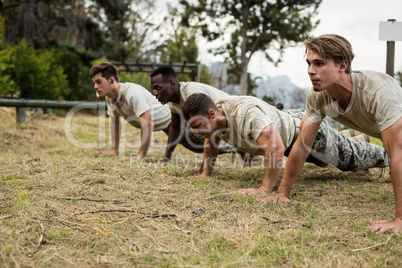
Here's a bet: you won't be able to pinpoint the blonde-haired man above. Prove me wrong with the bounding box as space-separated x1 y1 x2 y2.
266 34 402 234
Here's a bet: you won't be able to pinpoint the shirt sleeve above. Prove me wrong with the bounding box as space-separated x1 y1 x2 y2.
106 102 118 117
371 83 402 131
243 107 274 141
304 90 326 124
168 103 181 114
128 88 150 117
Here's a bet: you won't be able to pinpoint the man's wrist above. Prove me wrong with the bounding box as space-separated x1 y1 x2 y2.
201 170 211 177
276 190 290 198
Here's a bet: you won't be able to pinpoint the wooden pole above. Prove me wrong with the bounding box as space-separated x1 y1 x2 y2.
386 19 396 77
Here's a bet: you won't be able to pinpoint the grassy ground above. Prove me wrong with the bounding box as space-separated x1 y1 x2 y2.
0 107 401 267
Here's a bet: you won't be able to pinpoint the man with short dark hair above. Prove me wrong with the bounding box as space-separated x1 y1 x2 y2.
90 62 171 159
181 93 389 196
149 66 237 162
267 34 402 234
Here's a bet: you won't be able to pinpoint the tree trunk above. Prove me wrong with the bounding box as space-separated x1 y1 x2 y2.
70 0 84 48
23 0 36 42
239 5 250 95
239 63 248 95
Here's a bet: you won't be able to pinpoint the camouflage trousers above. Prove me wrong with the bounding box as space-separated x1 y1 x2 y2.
163 124 238 155
284 109 390 171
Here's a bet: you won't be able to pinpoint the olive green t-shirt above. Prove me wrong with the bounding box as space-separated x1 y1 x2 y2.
106 82 171 131
305 70 402 139
168 82 229 114
215 96 297 155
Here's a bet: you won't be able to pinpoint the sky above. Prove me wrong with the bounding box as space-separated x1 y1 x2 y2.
198 0 402 89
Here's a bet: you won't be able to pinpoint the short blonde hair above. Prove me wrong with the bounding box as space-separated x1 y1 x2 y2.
304 34 355 74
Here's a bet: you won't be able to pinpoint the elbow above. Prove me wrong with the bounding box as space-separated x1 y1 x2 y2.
142 118 152 130
267 144 285 159
277 144 286 157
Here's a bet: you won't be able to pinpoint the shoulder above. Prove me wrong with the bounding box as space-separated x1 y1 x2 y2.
352 70 400 91
105 96 113 104
122 82 148 92
304 89 330 121
218 96 266 114
122 83 153 98
181 82 227 94
306 89 329 107
180 82 206 92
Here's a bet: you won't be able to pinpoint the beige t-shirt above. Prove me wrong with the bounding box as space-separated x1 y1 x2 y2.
305 70 402 139
106 82 171 131
168 82 229 113
215 96 297 155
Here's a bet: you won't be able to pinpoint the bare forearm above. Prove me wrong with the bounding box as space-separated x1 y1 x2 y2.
164 126 180 160
277 143 310 197
139 124 152 158
260 152 283 192
202 146 219 176
201 138 220 176
390 156 402 219
110 117 120 152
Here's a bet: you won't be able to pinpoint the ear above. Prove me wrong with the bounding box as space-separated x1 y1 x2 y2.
170 79 177 88
109 76 115 84
339 60 348 73
207 109 216 118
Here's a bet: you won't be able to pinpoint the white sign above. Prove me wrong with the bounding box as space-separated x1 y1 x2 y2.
379 21 402 41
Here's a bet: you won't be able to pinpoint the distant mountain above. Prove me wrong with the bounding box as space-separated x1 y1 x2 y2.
209 62 308 109
253 75 308 109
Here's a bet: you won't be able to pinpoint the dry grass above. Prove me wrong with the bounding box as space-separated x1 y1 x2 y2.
0 106 401 267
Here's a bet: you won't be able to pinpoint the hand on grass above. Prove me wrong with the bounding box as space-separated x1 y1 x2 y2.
258 194 291 205
129 155 144 161
100 149 118 157
238 187 268 196
366 218 402 234
188 173 207 179
187 168 203 176
144 158 170 163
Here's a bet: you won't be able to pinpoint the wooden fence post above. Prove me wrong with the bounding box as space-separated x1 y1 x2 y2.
44 108 52 115
16 107 27 125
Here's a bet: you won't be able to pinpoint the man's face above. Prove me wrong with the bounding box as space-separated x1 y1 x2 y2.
92 73 113 97
306 50 343 92
151 74 175 104
186 115 216 138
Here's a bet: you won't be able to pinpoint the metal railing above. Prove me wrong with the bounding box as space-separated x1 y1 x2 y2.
0 97 106 124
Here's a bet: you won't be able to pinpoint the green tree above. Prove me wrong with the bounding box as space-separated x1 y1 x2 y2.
120 71 152 90
0 48 18 97
8 41 68 99
0 0 105 52
199 64 212 85
163 7 199 64
123 0 169 63
157 7 202 82
54 47 95 100
396 70 402 87
87 0 131 61
0 0 124 100
166 29 200 81
262 94 276 105
180 0 322 95
0 17 18 96
166 31 198 63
